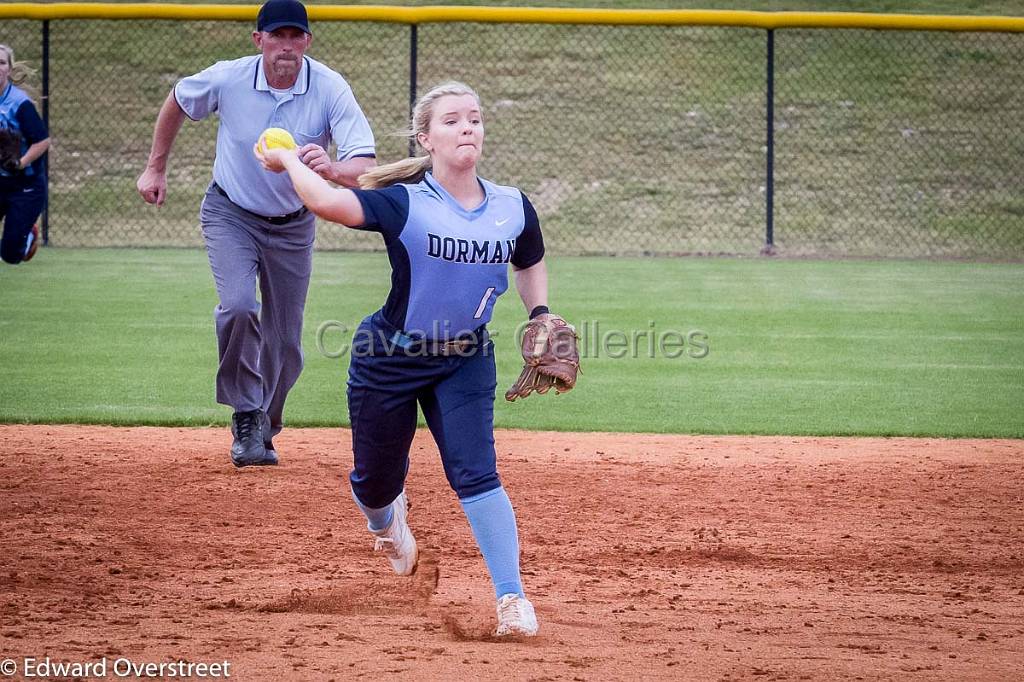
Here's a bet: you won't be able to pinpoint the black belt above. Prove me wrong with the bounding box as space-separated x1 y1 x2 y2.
389 329 488 356
212 182 308 225
376 310 488 356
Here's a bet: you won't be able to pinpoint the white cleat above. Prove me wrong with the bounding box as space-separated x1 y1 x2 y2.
495 593 539 637
371 491 418 576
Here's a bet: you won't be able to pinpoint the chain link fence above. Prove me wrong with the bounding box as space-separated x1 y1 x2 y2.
6 12 1024 259
774 28 1024 259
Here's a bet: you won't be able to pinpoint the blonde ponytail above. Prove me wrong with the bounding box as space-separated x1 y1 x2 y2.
358 155 432 189
10 63 36 87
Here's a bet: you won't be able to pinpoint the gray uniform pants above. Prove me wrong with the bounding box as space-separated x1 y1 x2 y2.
200 185 315 440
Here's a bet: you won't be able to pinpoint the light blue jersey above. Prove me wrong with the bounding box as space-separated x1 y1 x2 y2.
0 82 47 181
175 55 375 217
353 172 545 340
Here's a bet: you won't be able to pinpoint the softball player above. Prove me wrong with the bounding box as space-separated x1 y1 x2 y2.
0 44 49 265
258 81 549 637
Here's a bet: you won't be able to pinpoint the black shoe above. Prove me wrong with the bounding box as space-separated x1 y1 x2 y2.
262 412 279 464
230 409 277 467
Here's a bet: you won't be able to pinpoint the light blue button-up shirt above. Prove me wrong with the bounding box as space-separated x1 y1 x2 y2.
175 55 375 217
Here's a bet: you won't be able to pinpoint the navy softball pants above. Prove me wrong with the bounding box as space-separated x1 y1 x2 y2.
348 311 501 509
0 178 45 264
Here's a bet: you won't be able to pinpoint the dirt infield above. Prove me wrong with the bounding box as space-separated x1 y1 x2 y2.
1 426 1022 680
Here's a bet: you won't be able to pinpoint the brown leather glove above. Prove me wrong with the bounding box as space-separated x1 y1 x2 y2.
0 128 23 175
505 315 580 401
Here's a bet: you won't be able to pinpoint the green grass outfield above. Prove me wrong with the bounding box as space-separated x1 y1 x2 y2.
1 249 1021 438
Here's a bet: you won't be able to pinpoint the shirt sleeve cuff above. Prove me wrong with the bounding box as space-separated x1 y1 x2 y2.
172 85 199 122
337 147 377 161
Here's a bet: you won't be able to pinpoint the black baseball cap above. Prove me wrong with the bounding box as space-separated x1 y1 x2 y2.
257 0 310 34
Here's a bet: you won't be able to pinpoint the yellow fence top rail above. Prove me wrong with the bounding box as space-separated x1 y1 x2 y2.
1 3 1023 32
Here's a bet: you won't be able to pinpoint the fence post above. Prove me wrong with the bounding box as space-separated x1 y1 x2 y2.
762 28 776 256
408 24 418 158
41 19 50 246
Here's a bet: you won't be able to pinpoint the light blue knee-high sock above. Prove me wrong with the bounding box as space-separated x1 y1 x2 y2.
460 486 525 599
350 485 393 532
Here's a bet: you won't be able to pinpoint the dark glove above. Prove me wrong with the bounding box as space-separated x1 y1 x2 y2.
0 128 24 174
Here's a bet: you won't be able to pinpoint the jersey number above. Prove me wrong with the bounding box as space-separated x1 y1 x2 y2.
473 287 496 319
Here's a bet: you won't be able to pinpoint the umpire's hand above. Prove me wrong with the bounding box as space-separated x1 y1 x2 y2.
298 144 334 180
137 167 167 206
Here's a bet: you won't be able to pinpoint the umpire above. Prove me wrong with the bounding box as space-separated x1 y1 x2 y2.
137 0 376 467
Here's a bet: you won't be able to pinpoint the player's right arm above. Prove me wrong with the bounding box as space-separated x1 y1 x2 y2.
137 90 186 206
259 146 365 226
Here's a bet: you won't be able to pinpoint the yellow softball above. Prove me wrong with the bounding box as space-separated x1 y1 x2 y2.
258 127 297 151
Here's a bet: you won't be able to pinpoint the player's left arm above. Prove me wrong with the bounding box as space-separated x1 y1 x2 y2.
513 259 550 319
507 259 581 402
505 193 580 400
15 100 49 170
511 191 550 317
